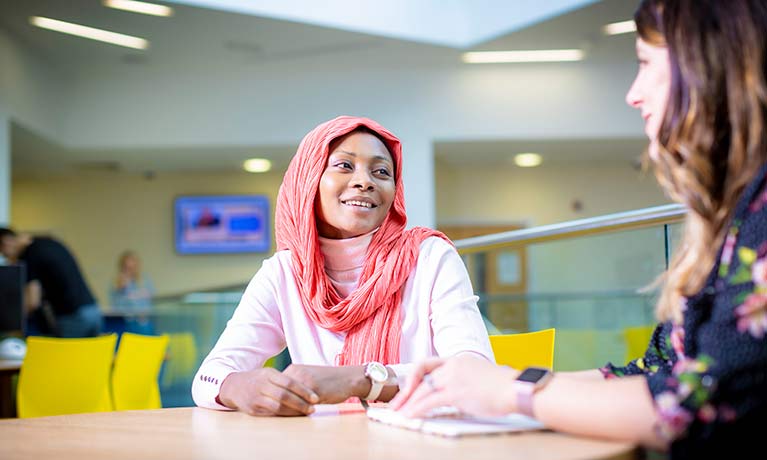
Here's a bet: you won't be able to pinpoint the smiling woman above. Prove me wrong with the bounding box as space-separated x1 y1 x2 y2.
315 128 396 239
192 115 494 417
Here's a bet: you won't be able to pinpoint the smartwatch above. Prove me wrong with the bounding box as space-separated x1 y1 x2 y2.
513 367 553 417
363 362 389 401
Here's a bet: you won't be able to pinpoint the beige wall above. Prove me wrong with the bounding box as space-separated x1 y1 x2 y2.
10 160 672 307
11 170 285 307
436 161 671 226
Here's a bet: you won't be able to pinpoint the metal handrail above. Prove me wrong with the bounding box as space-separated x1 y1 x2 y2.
454 204 686 253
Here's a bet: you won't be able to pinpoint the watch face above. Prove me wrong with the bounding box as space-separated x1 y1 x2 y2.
516 367 550 384
367 362 388 382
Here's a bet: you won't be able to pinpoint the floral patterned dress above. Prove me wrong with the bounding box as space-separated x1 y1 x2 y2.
602 164 767 457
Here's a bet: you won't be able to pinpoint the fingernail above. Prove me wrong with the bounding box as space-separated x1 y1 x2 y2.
311 393 319 403
307 406 315 414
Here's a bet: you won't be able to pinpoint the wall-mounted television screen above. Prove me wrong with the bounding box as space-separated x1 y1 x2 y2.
174 195 270 254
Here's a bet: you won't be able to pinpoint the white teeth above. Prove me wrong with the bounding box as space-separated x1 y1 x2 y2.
345 200 373 208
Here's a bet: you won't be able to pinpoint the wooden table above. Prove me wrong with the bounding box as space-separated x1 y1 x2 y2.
0 359 22 418
0 405 638 460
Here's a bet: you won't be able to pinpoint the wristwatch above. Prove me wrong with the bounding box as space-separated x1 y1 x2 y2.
363 362 389 401
513 367 553 417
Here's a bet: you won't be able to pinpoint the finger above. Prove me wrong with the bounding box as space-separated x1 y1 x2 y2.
400 388 454 418
247 399 304 417
395 379 439 414
274 405 307 417
243 395 281 416
261 382 315 415
270 372 320 404
390 358 444 409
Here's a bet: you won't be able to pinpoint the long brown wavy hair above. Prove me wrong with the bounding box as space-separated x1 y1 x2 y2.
635 0 767 322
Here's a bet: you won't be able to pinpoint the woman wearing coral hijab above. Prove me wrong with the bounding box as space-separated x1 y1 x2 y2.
393 0 767 457
192 116 493 416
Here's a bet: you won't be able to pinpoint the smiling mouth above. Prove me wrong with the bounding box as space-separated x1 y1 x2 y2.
342 200 376 209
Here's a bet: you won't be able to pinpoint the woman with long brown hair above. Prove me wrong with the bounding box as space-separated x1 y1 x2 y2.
392 0 767 456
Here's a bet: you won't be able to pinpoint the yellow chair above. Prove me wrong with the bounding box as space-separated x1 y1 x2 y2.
17 334 117 418
489 328 556 369
111 333 169 410
161 332 198 388
623 325 656 363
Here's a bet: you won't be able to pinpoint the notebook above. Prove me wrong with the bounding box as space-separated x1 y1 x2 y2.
366 406 545 437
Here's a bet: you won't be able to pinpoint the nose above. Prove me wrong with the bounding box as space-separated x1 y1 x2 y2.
625 77 642 109
351 169 375 191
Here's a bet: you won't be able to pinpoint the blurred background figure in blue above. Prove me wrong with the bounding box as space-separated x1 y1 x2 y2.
110 250 155 334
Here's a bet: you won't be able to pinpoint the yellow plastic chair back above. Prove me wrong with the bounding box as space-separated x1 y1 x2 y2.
111 333 169 410
17 334 117 418
624 325 656 363
161 332 198 388
489 328 556 369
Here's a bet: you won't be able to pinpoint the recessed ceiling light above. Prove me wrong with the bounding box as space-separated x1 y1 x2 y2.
243 158 272 173
103 0 174 17
30 16 149 50
513 153 543 168
603 20 636 36
462 49 583 64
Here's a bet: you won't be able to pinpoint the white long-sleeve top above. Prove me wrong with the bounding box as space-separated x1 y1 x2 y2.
192 236 494 409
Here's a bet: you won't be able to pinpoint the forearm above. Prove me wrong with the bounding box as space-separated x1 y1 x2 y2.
559 369 604 380
24 281 41 312
531 374 666 450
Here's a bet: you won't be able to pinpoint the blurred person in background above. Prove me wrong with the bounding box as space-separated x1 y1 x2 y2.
110 249 155 334
110 250 154 310
0 227 102 338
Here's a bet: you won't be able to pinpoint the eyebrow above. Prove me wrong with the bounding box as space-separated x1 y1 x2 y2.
332 150 393 165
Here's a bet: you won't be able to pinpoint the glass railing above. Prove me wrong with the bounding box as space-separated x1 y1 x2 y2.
455 204 685 371
114 204 685 407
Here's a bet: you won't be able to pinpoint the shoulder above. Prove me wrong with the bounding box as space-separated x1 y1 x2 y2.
417 235 455 256
250 250 294 283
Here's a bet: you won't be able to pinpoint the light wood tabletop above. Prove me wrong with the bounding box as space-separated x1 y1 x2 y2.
0 404 639 460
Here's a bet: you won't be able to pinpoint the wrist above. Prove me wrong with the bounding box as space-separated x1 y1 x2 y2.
511 367 554 418
499 367 521 413
349 365 371 399
216 372 240 409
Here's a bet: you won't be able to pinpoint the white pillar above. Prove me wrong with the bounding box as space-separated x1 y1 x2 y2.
399 134 435 229
0 109 9 226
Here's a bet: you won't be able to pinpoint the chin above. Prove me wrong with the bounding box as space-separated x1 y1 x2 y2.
647 141 660 162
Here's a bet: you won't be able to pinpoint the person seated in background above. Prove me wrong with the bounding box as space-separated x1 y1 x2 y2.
0 227 102 338
110 250 154 310
192 115 493 416
391 1 767 457
110 250 155 334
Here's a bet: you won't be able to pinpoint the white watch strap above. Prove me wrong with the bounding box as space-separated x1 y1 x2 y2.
364 379 384 401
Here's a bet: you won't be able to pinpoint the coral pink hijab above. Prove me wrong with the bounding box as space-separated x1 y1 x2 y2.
275 116 449 366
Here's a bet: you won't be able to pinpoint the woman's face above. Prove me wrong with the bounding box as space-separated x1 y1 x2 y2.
121 254 139 275
315 132 396 239
626 37 671 159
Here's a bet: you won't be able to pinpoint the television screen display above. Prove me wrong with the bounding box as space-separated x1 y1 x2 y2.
174 195 270 254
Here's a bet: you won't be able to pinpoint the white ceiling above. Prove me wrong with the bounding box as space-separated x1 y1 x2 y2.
164 0 600 48
1 0 644 175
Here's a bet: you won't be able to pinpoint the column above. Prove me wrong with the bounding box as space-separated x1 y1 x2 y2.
398 133 435 229
0 109 9 226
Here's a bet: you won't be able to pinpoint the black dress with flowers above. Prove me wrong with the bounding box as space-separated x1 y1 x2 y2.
602 164 767 458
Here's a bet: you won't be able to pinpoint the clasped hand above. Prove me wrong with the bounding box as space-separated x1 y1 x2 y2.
218 364 367 416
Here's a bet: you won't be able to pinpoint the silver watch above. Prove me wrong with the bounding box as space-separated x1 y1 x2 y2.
363 362 388 401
